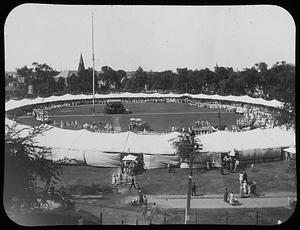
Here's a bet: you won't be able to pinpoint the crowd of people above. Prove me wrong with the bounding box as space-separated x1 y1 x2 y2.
223 170 257 206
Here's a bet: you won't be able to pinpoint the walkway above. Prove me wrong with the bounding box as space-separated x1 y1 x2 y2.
123 192 297 209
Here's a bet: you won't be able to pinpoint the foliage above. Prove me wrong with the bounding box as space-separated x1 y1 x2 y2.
14 60 295 125
4 125 62 210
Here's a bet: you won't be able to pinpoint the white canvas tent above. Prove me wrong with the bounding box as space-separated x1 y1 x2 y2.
196 127 295 162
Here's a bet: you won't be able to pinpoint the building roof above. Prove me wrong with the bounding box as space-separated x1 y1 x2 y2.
5 71 18 76
54 70 78 79
126 71 136 79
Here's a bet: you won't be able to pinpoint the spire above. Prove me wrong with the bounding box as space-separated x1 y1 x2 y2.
78 53 85 72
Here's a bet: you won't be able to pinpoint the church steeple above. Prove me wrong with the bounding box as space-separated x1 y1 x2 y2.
78 53 85 72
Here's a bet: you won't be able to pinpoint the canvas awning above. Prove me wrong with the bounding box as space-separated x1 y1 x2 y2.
283 146 296 154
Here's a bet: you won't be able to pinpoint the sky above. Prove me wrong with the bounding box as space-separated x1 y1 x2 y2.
4 4 295 72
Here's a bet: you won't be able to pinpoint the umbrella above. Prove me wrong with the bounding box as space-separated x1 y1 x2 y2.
130 118 136 121
136 118 142 122
83 123 89 129
122 154 137 161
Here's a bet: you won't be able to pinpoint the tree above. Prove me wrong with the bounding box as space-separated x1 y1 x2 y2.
55 77 66 93
4 124 62 211
134 67 149 92
16 65 34 85
68 74 81 93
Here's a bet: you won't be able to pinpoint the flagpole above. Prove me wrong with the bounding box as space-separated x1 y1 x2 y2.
92 13 95 114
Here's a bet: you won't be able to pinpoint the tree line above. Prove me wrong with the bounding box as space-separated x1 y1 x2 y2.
12 61 294 107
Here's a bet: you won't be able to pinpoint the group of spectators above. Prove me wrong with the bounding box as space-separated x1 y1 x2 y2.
238 171 257 197
112 161 138 186
223 170 257 206
220 154 239 175
54 119 116 133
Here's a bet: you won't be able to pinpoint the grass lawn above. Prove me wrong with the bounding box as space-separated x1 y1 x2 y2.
18 102 242 132
53 161 296 197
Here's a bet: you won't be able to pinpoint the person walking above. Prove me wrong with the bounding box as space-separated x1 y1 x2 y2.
143 195 147 207
192 182 197 196
129 176 137 190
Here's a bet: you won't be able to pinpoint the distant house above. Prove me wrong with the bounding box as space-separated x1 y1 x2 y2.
5 71 25 83
54 70 78 86
126 71 136 79
5 81 26 99
53 53 85 86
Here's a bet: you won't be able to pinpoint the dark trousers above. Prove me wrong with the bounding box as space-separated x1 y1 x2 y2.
129 182 137 190
192 188 196 196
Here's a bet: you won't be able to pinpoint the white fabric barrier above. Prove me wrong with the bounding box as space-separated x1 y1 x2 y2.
50 147 85 164
5 92 284 111
143 154 180 169
124 132 178 155
237 148 282 161
84 151 121 167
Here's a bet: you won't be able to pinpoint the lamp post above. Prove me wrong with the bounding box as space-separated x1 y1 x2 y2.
185 130 195 224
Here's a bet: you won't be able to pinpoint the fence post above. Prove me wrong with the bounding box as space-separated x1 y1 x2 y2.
121 219 124 225
256 211 259 225
136 219 138 225
225 211 228 225
99 212 102 225
195 211 198 224
164 212 167 224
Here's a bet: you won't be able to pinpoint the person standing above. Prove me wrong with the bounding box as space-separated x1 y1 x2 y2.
143 195 147 207
239 172 244 185
78 215 84 225
138 190 144 204
234 159 240 172
129 176 137 190
49 184 55 200
240 183 244 198
141 203 147 221
151 203 158 221
192 182 197 196
243 171 248 183
243 180 248 194
224 188 229 202
229 158 233 172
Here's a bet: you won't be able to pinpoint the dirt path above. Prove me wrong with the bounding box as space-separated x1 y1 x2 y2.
122 192 297 209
